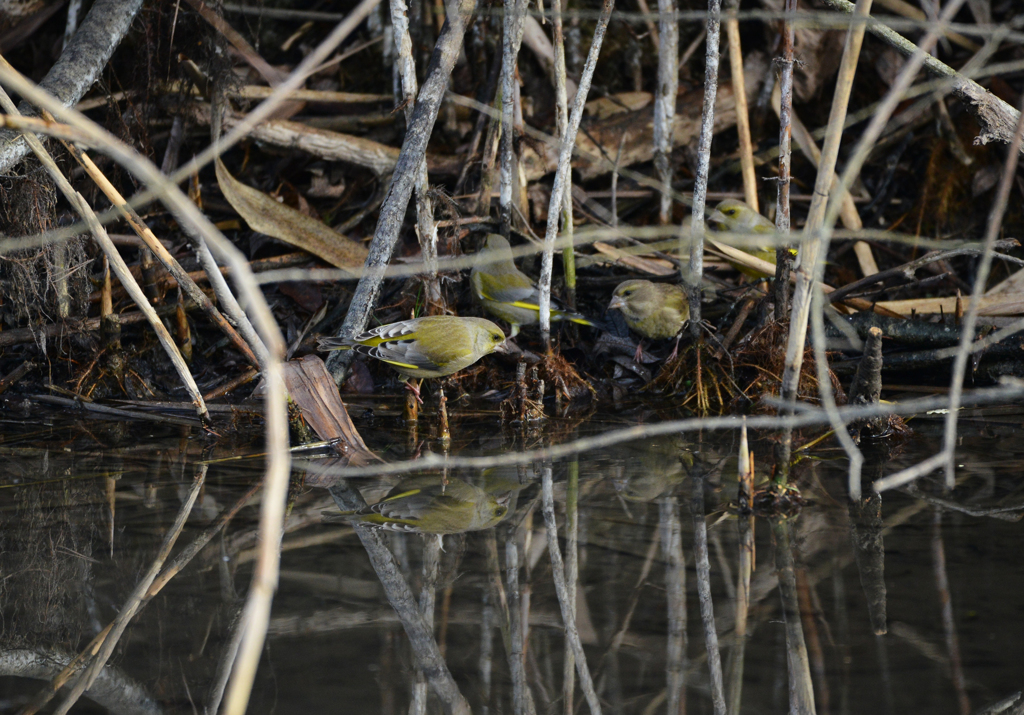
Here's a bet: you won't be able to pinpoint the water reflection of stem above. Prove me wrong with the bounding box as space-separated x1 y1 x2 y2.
506 512 535 715
727 429 754 715
540 465 603 715
932 508 971 715
691 477 727 714
596 526 660 698
51 465 207 715
771 518 816 715
412 536 442 715
564 457 580 714
660 497 688 715
327 483 471 715
795 569 830 714
480 590 495 713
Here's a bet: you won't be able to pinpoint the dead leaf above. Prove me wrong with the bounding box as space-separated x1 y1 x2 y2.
215 159 367 271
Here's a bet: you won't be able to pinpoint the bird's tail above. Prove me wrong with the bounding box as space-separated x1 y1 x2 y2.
555 310 615 331
553 309 595 327
317 337 354 352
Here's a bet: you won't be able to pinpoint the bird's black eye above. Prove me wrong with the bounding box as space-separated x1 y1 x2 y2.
623 289 634 296
723 207 738 216
495 506 507 517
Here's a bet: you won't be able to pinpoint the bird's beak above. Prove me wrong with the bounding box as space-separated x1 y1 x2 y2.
608 295 626 311
493 340 511 354
706 211 728 231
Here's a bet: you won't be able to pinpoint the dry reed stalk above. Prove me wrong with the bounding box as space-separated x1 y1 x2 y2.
0 79 211 421
724 0 756 211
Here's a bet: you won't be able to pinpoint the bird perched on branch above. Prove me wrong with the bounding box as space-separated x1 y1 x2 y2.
325 475 513 534
705 199 796 279
608 279 690 362
318 315 508 379
471 233 598 337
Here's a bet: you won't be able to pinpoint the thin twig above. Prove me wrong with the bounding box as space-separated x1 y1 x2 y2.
301 381 1024 481
392 0 441 304
941 89 1024 488
654 0 678 225
685 0 723 334
499 0 529 236
537 0 616 347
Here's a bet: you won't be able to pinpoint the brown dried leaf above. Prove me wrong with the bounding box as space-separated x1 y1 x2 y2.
215 159 367 271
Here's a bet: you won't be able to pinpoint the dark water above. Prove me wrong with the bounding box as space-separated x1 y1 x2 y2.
1 399 1022 715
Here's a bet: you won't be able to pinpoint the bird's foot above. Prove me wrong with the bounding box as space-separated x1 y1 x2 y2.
633 341 646 364
405 379 424 404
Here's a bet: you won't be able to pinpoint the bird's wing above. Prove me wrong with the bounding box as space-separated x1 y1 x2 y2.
475 270 540 306
359 342 441 372
356 320 419 345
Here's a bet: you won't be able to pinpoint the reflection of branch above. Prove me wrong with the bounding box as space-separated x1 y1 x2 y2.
52 466 206 715
539 466 603 715
771 519 816 714
691 478 727 714
0 649 160 715
327 484 471 715
660 498 687 715
504 524 533 715
931 509 971 715
901 485 1024 522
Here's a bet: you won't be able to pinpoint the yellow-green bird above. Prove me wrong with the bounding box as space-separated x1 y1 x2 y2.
470 233 597 337
612 436 693 502
318 315 508 379
705 199 796 279
608 279 690 361
326 475 513 534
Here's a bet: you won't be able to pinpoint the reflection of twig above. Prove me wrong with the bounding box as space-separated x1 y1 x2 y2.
540 465 602 715
931 509 971 715
661 497 688 714
900 484 1024 521
51 465 206 715
771 518 816 714
563 457 580 712
692 476 727 714
505 507 536 715
327 483 471 715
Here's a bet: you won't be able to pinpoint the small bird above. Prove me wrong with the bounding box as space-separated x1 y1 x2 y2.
608 279 690 361
471 233 597 337
318 315 508 379
612 436 693 502
325 475 513 534
705 199 796 279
